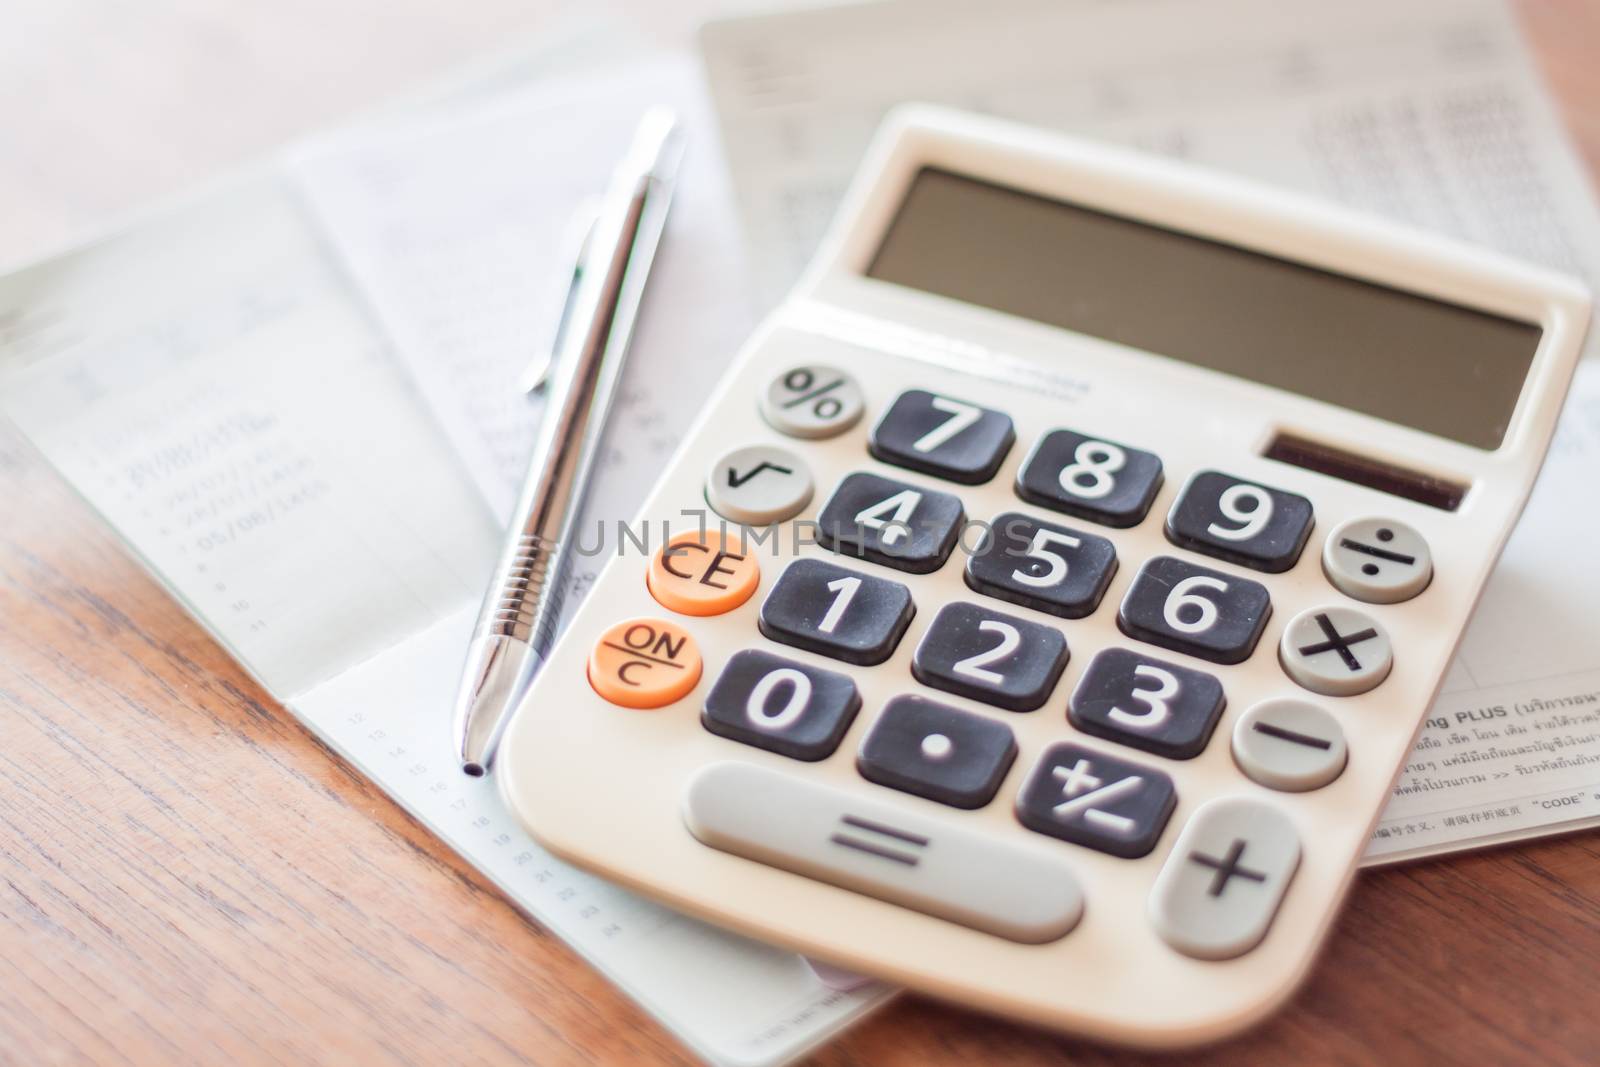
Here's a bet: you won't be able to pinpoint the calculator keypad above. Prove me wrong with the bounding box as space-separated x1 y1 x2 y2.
1118 556 1272 665
759 558 914 665
702 649 862 761
869 389 1016 485
646 361 1427 965
1015 742 1177 858
963 511 1117 619
1015 429 1164 528
857 695 1018 809
817 471 965 573
1165 471 1314 573
911 601 1069 712
1068 648 1225 760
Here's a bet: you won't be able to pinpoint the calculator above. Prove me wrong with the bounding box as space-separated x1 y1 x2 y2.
498 107 1590 1046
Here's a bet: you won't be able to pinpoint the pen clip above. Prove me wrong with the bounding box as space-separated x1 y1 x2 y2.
520 198 601 394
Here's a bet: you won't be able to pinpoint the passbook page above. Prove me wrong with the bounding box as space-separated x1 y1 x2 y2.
701 0 1600 306
700 0 1600 860
293 56 758 523
294 607 881 1066
0 171 887 1066
0 174 497 699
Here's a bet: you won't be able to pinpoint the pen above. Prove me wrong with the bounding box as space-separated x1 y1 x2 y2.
454 108 684 775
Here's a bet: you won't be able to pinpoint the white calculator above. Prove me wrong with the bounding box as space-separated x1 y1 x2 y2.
499 107 1590 1046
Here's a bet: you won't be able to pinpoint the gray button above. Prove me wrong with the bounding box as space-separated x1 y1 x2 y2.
1278 606 1392 696
760 365 866 439
684 761 1084 944
1323 517 1432 603
705 444 814 524
1232 698 1347 791
1150 796 1300 960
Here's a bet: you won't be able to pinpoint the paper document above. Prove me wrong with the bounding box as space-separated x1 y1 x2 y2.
0 65 885 1067
698 0 1600 860
294 59 758 524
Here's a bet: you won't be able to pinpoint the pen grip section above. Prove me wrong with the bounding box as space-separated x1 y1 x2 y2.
489 532 566 648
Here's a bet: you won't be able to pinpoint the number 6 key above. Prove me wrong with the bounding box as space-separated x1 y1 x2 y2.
1118 556 1272 664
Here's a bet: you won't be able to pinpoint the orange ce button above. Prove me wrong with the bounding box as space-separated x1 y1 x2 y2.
647 529 760 616
588 618 702 709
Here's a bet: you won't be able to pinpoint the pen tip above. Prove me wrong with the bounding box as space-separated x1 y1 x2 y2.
463 761 487 778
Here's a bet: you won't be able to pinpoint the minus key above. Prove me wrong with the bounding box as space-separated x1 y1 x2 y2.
1232 698 1348 792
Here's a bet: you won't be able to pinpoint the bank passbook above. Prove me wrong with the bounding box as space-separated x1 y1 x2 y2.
499 108 1591 1045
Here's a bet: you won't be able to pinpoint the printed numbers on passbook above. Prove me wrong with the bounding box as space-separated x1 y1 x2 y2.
964 511 1117 618
1016 430 1164 528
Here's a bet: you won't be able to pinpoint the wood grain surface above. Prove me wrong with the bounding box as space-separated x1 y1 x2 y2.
3 2 1599 1064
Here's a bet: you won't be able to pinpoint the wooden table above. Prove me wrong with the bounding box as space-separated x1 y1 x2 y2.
3 3 1599 1064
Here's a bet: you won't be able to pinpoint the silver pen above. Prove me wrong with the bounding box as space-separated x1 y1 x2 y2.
455 108 684 775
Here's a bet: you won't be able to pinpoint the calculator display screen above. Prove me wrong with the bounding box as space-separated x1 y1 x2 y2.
865 168 1543 449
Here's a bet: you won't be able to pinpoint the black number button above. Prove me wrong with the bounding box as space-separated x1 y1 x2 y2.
868 389 1015 485
816 471 964 574
1165 471 1313 572
702 650 862 761
911 602 1068 712
1068 648 1226 760
1015 742 1176 858
963 510 1117 618
759 558 915 665
857 695 1017 809
1015 429 1163 528
1117 556 1271 665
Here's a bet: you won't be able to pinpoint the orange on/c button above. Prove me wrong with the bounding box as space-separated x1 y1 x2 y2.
647 529 760 616
588 617 703 709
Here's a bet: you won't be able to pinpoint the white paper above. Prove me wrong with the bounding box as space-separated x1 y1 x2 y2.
0 169 887 1067
700 0 1600 860
0 173 497 698
1367 362 1600 861
297 607 881 1066
293 57 759 524
701 0 1600 306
